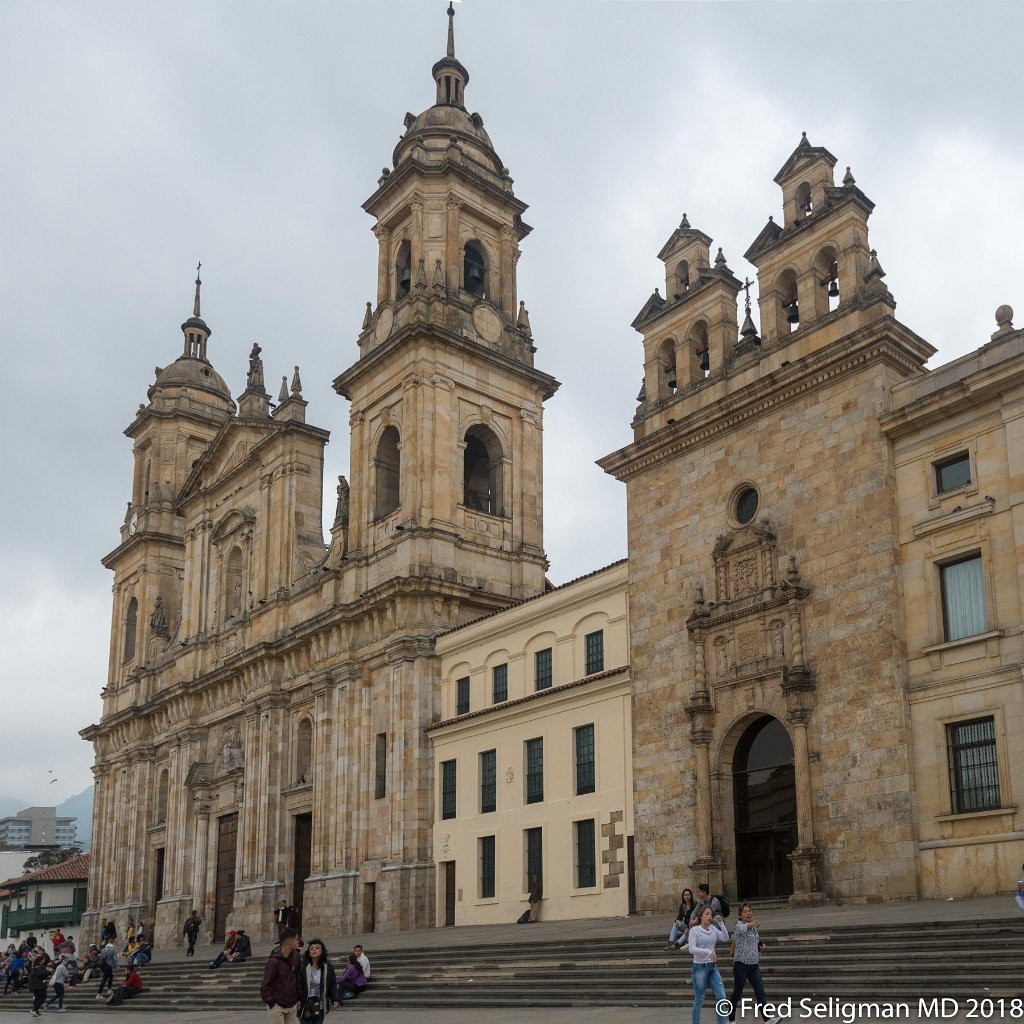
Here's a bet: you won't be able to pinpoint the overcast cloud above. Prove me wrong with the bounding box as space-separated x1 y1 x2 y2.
2 0 1021 809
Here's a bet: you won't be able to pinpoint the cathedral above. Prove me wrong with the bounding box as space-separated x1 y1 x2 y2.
83 8 1024 943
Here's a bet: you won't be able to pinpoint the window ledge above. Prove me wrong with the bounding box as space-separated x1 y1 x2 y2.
571 886 601 897
935 806 1015 823
913 497 992 537
920 630 1002 655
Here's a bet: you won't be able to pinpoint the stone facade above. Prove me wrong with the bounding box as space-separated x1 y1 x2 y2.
82 13 1024 943
429 560 632 925
81 10 558 949
600 136 1024 910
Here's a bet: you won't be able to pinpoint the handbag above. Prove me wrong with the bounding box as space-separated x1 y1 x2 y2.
300 996 321 1020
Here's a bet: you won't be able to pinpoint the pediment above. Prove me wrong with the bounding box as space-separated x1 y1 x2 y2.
743 218 785 262
179 419 280 504
631 290 667 331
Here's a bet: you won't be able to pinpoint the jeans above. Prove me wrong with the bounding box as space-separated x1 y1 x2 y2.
211 951 228 968
729 961 766 1021
691 961 727 1024
49 982 65 1009
668 922 689 946
186 932 197 955
98 962 114 993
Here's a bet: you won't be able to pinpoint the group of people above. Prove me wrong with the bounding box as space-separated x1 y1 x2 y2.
0 930 81 1016
665 883 771 1024
261 930 371 1023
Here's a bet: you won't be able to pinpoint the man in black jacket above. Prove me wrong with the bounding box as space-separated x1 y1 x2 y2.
260 928 300 1024
26 954 50 1017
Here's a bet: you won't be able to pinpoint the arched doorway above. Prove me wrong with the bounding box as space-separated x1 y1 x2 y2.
733 716 796 899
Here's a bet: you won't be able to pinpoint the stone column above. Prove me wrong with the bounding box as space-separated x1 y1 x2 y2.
374 226 390 306
411 196 424 275
499 225 515 315
445 195 462 297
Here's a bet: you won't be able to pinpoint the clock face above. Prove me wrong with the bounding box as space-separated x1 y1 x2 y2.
129 511 139 536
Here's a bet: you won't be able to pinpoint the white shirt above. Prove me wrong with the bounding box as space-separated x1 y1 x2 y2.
687 921 729 963
356 953 370 979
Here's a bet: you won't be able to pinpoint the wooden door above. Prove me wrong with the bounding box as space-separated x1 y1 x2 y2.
292 814 312 934
444 862 456 927
214 813 238 941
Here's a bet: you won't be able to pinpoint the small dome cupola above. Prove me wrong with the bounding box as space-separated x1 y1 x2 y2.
432 3 469 108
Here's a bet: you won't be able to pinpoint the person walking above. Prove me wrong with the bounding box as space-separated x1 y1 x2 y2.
666 888 696 950
94 941 117 998
728 903 770 1022
687 905 729 1024
183 910 202 957
260 927 301 1024
297 939 338 1023
26 955 50 1017
43 956 69 1013
528 874 543 923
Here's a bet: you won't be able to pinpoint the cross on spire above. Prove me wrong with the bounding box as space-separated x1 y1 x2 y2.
193 262 202 318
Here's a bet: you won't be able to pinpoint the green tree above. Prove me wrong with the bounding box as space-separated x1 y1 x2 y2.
21 847 80 873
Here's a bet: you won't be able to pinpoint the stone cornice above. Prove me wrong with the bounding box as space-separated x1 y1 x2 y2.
599 318 932 482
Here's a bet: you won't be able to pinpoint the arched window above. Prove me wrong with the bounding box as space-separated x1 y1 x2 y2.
374 426 401 519
156 769 169 825
688 319 710 379
463 242 487 297
463 425 503 516
224 547 243 623
395 240 412 300
295 719 312 785
123 597 138 662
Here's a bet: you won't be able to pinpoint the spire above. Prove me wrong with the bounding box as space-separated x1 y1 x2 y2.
279 376 289 403
432 1 469 106
181 263 211 360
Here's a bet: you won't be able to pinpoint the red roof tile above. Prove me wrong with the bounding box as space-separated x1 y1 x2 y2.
0 853 91 889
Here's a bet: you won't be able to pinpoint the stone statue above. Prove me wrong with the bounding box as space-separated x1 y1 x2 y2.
221 725 244 772
149 596 170 639
247 343 265 391
772 627 785 660
717 645 728 675
335 475 350 528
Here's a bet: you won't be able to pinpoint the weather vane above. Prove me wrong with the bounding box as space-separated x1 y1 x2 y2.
742 277 754 316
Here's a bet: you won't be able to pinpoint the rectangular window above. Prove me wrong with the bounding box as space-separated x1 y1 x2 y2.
492 663 508 704
574 724 596 795
456 676 470 716
525 737 544 804
480 749 496 813
941 555 987 641
374 733 387 799
585 630 605 674
441 759 457 820
575 818 596 888
935 452 971 494
947 717 1000 813
535 648 553 690
525 826 543 891
479 835 496 899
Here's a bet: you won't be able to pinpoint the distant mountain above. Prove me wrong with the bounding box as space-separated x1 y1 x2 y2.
57 787 94 850
0 799 29 819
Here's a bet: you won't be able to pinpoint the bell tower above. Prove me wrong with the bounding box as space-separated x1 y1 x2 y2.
334 3 559 602
102 268 234 691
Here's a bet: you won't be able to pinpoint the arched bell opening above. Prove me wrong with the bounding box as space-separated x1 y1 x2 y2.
657 337 677 397
672 260 690 300
687 319 710 379
123 596 138 663
814 245 840 315
795 181 813 223
395 240 412 301
732 715 796 900
463 242 488 299
776 268 800 335
463 424 503 516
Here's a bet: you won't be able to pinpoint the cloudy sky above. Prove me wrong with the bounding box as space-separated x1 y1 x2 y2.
2 0 1021 809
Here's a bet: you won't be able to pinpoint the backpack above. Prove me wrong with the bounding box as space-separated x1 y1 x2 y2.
714 894 730 919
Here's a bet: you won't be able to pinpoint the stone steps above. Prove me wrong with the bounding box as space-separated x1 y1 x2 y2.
2 916 1021 1012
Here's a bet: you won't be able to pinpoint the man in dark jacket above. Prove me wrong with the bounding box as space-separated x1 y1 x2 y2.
234 930 253 961
260 928 300 1024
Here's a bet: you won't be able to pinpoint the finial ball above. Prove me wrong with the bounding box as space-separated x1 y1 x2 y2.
995 304 1014 327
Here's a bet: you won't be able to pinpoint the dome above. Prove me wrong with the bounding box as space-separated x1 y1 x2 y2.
394 103 503 174
149 355 233 404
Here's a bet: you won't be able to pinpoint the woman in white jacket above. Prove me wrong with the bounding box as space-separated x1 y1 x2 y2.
687 904 730 1024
